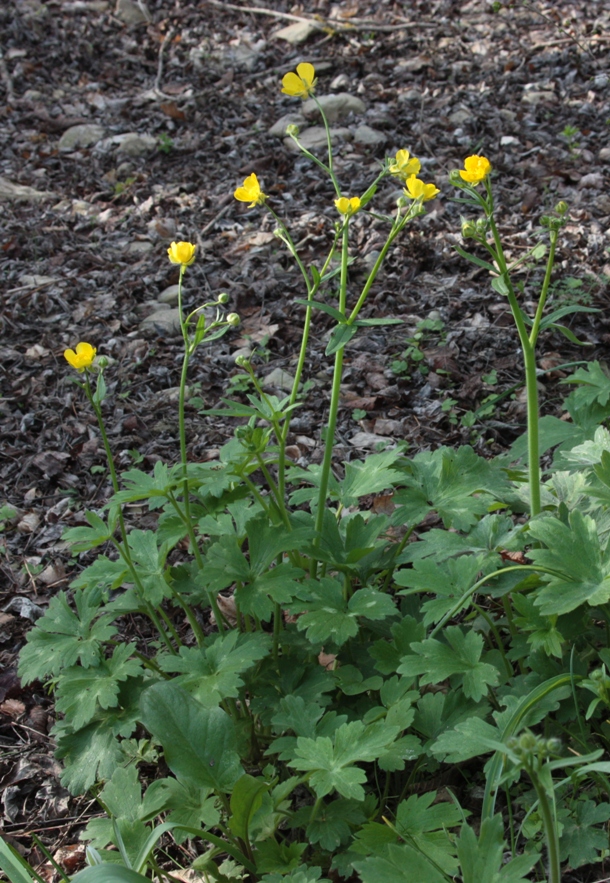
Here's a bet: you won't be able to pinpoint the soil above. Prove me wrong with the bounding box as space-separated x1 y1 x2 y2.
1 0 610 878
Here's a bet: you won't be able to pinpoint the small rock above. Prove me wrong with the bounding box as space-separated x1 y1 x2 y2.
58 124 105 152
353 125 386 147
330 73 350 91
126 241 154 255
598 147 610 164
285 125 352 152
158 284 181 304
140 308 182 337
117 133 157 156
522 89 557 105
349 431 394 449
232 346 253 361
0 177 55 202
448 108 472 125
274 20 320 44
19 275 58 287
269 112 306 137
579 172 605 189
302 93 366 123
262 367 295 391
397 89 422 102
500 135 520 146
115 0 150 25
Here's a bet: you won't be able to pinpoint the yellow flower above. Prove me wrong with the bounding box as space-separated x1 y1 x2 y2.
64 342 97 373
234 173 267 207
167 241 197 266
404 175 440 202
389 149 421 179
335 196 361 216
459 155 492 184
281 62 316 99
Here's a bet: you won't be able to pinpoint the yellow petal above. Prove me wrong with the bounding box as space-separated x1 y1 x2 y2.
296 62 315 86
281 71 307 97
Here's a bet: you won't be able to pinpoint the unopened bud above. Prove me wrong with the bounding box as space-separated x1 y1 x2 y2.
96 356 109 370
396 195 408 208
555 200 568 216
461 218 477 239
217 292 229 305
448 169 464 187
235 354 249 367
285 124 300 137
226 312 240 327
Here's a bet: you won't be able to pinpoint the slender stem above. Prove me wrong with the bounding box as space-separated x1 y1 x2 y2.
312 223 350 572
528 765 561 883
312 96 340 195
529 226 559 348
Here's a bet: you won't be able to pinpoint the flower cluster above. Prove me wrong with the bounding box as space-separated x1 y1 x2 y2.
64 342 96 373
389 149 421 180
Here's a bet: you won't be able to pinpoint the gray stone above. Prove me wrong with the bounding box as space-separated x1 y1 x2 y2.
579 172 605 189
262 367 295 391
158 284 181 304
448 108 472 125
330 73 350 91
127 241 154 255
115 0 150 25
353 125 386 147
302 93 366 123
58 124 105 151
285 125 352 152
269 112 306 138
274 20 319 44
140 308 182 338
522 89 557 105
95 132 157 156
0 177 55 202
599 147 610 164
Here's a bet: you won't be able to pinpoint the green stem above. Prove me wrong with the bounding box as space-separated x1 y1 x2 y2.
527 764 561 883
313 96 341 195
529 226 559 348
312 222 350 573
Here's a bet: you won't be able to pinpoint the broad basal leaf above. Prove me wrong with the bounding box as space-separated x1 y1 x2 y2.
528 509 610 615
398 626 500 701
139 682 243 793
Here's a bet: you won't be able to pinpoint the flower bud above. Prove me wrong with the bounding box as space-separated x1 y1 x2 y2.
475 218 488 235
217 292 229 305
448 169 464 187
461 218 477 239
96 356 109 370
554 200 568 216
285 123 300 137
235 354 249 367
396 195 408 208
226 312 240 327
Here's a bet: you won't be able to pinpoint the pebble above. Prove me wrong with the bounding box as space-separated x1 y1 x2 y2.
95 132 157 156
353 125 386 147
302 93 366 123
158 284 181 305
599 147 610 164
284 126 352 152
268 112 306 138
262 367 295 391
116 0 150 25
274 20 320 43
139 308 182 338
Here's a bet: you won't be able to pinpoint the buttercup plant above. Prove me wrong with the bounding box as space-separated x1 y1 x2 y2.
15 63 610 883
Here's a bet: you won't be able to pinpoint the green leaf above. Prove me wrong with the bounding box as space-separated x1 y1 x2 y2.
457 815 537 883
354 317 403 327
559 799 610 868
325 323 358 356
393 446 509 531
255 839 307 875
70 867 151 883
547 322 593 345
491 275 509 297
0 837 41 883
561 360 610 406
398 626 500 702
19 591 116 683
339 449 404 505
71 556 128 592
454 244 497 274
142 778 219 843
353 842 447 883
528 509 610 615
370 616 426 675
289 721 400 801
159 631 271 706
139 682 243 792
301 799 365 851
55 644 143 729
55 718 130 794
289 580 395 647
260 868 330 883
431 717 503 764
395 554 488 627
229 774 269 842
294 299 346 324
394 791 463 873
63 510 112 553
